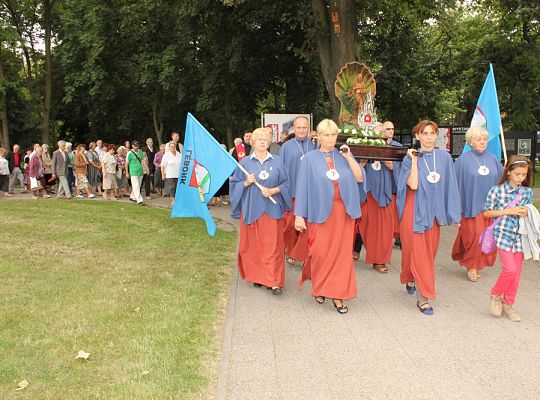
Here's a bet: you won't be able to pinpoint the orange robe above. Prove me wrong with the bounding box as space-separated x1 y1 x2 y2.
451 214 496 270
283 198 309 262
300 177 357 300
238 213 285 288
360 193 395 264
400 189 440 299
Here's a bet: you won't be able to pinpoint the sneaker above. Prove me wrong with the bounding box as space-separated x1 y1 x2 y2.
88 194 96 198
502 303 521 322
489 294 503 316
145 196 151 200
76 195 84 198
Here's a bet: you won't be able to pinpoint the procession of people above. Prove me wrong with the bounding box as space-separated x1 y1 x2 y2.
1 115 537 321
230 116 538 321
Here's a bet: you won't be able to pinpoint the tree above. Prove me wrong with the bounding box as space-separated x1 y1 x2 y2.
311 0 357 121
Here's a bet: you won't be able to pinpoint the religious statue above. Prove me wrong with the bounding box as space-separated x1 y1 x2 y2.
335 62 377 129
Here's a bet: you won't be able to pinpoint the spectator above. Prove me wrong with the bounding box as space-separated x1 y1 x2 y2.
171 131 184 154
143 137 156 199
153 143 165 196
74 144 96 199
126 140 145 204
115 146 130 198
66 142 75 192
101 144 118 200
87 142 103 195
161 141 181 206
51 140 72 199
7 144 27 194
42 144 53 194
0 147 11 197
28 146 48 199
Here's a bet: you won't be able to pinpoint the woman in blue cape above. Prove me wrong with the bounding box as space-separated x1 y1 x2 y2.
451 126 503 282
294 119 364 314
230 128 292 295
397 120 461 315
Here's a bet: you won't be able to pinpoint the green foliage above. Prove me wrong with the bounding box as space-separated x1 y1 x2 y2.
2 0 539 147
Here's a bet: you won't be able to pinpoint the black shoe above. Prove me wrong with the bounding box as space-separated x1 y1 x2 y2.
129 198 136 202
394 238 402 249
253 283 262 288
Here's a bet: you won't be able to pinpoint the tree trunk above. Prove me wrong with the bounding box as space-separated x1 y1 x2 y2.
224 79 234 149
311 0 357 121
0 46 9 148
5 0 33 81
42 0 53 145
152 98 164 145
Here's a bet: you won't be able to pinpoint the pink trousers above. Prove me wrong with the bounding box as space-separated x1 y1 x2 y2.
491 248 524 305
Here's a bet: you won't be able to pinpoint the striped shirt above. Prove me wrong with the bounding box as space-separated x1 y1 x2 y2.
484 183 533 252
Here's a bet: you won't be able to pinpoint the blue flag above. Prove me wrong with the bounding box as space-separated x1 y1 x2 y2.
171 113 239 236
463 63 502 159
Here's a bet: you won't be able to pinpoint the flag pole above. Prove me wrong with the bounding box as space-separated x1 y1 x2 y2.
235 163 278 205
500 126 508 165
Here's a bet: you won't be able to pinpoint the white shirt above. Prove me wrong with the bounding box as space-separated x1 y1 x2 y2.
161 151 182 179
0 156 9 175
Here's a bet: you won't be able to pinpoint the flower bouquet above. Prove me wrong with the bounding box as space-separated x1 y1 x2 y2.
337 123 407 161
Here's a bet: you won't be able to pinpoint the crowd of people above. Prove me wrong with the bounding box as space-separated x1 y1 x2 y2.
1 116 537 321
0 132 196 206
230 116 538 321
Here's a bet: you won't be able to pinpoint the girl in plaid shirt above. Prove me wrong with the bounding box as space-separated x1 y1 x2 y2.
484 156 533 322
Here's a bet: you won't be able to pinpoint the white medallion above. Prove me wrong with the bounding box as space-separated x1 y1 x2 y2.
478 166 490 176
427 172 441 183
326 169 340 181
371 161 381 171
258 171 269 180
300 155 304 160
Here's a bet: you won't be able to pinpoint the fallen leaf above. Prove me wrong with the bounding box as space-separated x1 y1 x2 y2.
75 350 90 360
123 288 128 293
15 380 29 391
141 370 150 376
134 307 141 313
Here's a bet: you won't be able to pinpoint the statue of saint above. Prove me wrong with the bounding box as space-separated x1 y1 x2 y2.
348 74 366 119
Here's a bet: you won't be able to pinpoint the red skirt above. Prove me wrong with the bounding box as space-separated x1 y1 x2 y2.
283 198 309 262
451 214 496 270
391 194 400 237
361 193 394 264
300 197 357 300
238 213 285 288
400 189 440 299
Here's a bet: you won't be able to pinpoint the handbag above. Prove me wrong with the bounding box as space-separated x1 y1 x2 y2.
30 177 39 190
479 190 522 254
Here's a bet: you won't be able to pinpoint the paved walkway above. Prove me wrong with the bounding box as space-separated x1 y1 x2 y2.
215 212 540 399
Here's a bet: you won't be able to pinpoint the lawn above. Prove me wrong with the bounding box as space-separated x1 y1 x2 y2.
0 201 237 399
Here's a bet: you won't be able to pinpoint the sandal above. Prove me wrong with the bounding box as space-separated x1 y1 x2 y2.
352 252 360 260
314 296 325 304
332 299 348 314
271 287 283 295
286 257 295 265
405 282 416 295
417 301 434 315
467 270 479 282
373 264 389 274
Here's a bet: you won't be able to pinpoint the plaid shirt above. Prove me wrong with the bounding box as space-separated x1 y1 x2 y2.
484 183 533 252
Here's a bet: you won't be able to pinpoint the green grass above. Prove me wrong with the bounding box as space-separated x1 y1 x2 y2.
535 165 540 187
0 201 237 399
